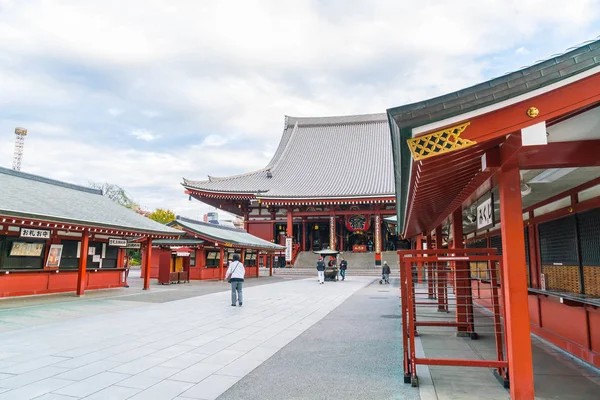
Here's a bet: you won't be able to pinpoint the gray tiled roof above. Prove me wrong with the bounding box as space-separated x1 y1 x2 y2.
0 167 182 236
183 113 394 198
171 217 284 250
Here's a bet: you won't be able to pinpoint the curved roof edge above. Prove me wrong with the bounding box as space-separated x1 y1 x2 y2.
183 112 389 190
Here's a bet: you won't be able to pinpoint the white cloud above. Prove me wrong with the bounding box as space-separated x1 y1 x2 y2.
108 108 124 116
130 129 160 141
0 0 599 215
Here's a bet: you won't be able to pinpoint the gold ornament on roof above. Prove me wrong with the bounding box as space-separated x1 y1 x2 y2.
526 107 539 118
407 122 475 161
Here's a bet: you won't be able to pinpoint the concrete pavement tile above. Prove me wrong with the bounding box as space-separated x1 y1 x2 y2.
109 356 167 375
225 340 263 352
137 366 179 379
0 356 68 374
52 350 112 369
242 346 279 362
104 347 157 363
0 366 70 389
261 335 296 349
0 374 12 381
159 353 210 370
0 378 73 400
82 385 141 400
199 350 246 366
114 374 164 390
190 341 231 356
169 363 223 384
150 345 198 360
180 374 241 400
25 394 81 400
53 371 130 397
215 354 263 378
128 379 193 400
54 360 122 381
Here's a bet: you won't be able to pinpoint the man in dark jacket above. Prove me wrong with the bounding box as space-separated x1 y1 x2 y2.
316 256 326 284
339 257 347 281
382 261 391 284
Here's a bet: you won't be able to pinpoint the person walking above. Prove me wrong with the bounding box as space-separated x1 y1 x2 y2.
382 261 391 284
316 256 326 284
226 254 245 306
339 257 347 281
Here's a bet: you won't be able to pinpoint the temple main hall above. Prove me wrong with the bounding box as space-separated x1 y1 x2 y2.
182 113 397 265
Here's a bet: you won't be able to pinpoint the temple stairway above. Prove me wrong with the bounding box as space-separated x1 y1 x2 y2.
272 251 400 276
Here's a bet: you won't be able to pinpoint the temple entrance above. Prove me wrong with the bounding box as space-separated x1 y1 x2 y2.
306 221 330 251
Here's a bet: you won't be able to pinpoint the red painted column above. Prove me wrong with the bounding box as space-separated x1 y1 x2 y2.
452 208 469 334
527 224 539 288
76 230 89 296
499 162 535 400
219 247 225 280
287 209 293 238
416 234 423 283
375 213 382 266
143 237 153 290
269 254 273 276
435 226 446 312
426 234 434 299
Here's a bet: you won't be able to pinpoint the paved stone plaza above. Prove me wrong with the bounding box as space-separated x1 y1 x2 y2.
1 273 599 399
0 275 407 399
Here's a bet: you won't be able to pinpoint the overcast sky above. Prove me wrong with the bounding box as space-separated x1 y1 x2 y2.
1 0 599 220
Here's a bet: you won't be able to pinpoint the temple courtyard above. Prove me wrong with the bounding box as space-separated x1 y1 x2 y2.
0 272 598 399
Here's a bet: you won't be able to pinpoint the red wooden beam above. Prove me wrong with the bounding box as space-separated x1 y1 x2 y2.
519 140 600 169
458 73 600 143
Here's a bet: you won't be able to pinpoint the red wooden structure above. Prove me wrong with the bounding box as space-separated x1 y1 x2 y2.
0 167 182 298
388 40 600 399
181 114 398 265
399 248 507 387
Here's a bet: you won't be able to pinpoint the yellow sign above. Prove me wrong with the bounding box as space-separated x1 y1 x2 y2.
224 242 233 247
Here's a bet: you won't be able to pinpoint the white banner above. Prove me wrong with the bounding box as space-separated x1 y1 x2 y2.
476 195 494 230
125 242 141 249
20 228 50 239
109 238 127 247
375 215 381 253
285 237 293 262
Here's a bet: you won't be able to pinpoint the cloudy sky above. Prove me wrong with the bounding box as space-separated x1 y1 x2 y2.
1 1 599 220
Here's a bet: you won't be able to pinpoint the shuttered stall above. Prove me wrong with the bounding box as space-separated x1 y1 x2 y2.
538 215 580 293
577 208 600 296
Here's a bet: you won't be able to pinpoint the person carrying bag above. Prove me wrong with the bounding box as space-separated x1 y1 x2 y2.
225 254 245 306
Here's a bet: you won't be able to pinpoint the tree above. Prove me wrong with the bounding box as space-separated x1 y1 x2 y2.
148 208 176 225
89 182 140 210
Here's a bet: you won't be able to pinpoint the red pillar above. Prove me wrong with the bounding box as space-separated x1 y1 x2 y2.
375 213 382 266
287 209 293 237
219 247 225 280
416 234 423 283
426 234 434 299
143 237 153 290
435 226 447 312
452 208 469 334
269 254 273 276
76 230 89 296
499 162 535 400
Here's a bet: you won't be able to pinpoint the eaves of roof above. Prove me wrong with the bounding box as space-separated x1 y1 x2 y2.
387 38 600 237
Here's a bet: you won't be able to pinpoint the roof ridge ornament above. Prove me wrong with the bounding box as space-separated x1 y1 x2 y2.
407 122 475 161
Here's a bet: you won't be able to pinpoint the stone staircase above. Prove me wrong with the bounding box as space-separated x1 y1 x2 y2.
272 251 400 277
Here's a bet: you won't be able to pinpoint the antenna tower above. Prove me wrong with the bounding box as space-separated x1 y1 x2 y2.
13 127 27 171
